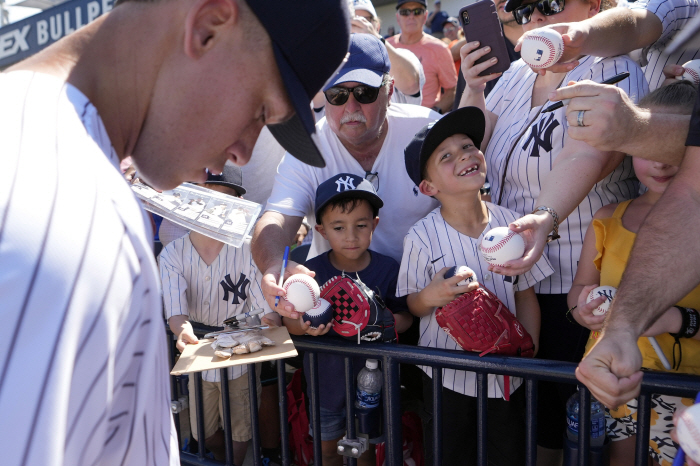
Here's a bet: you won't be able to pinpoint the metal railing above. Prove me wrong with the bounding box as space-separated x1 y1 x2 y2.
169 327 700 466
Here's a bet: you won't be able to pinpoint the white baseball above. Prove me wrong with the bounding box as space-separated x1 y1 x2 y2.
445 265 477 286
521 29 564 69
676 403 700 464
586 285 617 316
678 59 700 86
479 227 525 266
283 274 320 313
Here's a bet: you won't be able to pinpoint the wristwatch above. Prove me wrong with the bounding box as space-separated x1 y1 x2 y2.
531 206 560 242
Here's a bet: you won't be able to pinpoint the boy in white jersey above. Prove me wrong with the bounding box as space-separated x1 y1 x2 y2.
397 107 554 466
159 164 280 465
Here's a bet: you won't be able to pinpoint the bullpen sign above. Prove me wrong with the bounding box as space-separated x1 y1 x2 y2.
0 0 113 68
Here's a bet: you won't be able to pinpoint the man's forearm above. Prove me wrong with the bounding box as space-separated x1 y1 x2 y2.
251 211 302 273
386 44 421 96
436 87 456 113
578 8 662 58
606 147 700 336
618 112 690 166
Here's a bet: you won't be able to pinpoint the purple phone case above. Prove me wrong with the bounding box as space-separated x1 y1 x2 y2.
459 0 511 77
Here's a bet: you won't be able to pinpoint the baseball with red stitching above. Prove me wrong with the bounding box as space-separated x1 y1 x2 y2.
521 29 563 69
479 227 525 267
444 265 477 287
586 285 616 316
283 274 320 313
679 59 700 86
676 403 700 463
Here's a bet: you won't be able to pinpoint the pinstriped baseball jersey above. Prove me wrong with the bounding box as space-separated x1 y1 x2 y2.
623 0 699 90
0 71 178 465
396 204 554 398
159 235 272 382
485 56 646 294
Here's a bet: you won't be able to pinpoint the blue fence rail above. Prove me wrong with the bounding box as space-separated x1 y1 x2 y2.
168 326 700 466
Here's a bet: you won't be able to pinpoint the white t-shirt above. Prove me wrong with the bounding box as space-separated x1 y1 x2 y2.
266 103 441 262
159 236 272 382
485 56 647 294
396 203 554 398
622 0 699 90
0 71 178 466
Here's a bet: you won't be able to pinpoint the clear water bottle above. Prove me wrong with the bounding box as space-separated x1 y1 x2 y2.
566 390 606 446
355 359 382 409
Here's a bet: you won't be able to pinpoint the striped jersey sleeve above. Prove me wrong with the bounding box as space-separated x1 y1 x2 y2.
159 239 189 318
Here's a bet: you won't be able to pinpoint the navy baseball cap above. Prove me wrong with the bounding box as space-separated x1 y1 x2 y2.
205 163 246 196
247 0 351 168
404 107 486 187
396 0 427 8
324 34 391 90
314 173 384 221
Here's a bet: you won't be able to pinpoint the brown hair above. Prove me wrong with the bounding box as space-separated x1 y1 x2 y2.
638 81 698 114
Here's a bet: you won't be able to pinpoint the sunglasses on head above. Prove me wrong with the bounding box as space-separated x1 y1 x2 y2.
398 7 426 16
513 0 565 25
324 84 383 106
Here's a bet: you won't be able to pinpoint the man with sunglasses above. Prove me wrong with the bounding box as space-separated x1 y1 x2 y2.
252 33 440 320
387 0 457 113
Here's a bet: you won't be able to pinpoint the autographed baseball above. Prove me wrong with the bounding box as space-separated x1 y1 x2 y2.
675 403 700 464
521 29 564 69
678 59 700 86
479 227 525 266
304 298 333 329
283 274 320 313
586 285 617 316
444 265 476 286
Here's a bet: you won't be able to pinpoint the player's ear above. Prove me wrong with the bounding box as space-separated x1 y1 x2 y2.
419 179 436 197
315 223 328 240
184 0 238 59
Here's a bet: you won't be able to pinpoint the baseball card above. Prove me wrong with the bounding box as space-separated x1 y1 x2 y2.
197 199 232 229
151 190 185 211
175 194 210 220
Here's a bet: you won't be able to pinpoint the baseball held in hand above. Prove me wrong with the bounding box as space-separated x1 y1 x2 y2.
676 403 700 463
283 274 320 313
304 298 333 329
479 227 525 266
444 265 476 286
586 285 617 316
521 29 564 69
678 59 700 86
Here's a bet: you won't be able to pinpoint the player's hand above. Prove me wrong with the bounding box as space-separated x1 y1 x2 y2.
573 284 607 330
262 313 282 327
549 80 640 153
488 213 550 276
576 328 644 409
351 16 380 38
261 261 316 320
460 41 502 94
515 24 585 75
302 320 334 337
662 63 685 87
176 327 199 352
420 267 479 308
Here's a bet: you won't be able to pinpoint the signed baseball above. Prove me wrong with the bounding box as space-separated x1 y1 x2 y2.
678 59 700 86
676 403 700 464
444 265 476 286
304 298 333 329
586 285 617 316
283 274 320 313
521 29 564 69
479 227 525 266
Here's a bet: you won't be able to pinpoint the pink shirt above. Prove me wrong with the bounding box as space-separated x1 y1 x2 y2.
387 33 458 108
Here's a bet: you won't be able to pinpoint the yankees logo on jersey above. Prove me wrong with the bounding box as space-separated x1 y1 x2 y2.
159 235 271 381
484 55 647 294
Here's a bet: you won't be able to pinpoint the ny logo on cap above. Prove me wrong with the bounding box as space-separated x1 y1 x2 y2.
335 175 357 192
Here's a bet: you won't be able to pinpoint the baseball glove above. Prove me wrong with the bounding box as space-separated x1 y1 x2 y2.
320 274 396 344
435 287 534 358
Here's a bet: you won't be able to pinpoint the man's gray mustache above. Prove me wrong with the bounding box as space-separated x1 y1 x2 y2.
340 113 367 124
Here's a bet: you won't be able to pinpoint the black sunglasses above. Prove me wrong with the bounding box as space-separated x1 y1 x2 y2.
324 84 383 106
513 0 565 25
398 7 426 16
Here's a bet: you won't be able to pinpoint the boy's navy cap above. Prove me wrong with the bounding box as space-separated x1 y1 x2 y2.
247 0 351 168
314 173 384 221
404 107 486 187
206 163 246 196
324 34 391 90
396 0 427 9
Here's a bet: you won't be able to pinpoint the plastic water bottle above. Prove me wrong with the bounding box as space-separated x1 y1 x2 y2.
355 359 382 409
566 390 606 446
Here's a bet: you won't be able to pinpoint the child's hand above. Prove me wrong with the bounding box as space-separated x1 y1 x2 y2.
262 313 282 327
420 267 479 309
573 284 607 330
301 319 334 337
176 327 199 352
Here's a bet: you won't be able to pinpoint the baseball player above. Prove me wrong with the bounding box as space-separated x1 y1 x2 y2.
159 166 279 465
397 108 554 466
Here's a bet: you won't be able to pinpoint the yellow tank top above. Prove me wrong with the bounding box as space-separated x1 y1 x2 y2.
584 200 700 375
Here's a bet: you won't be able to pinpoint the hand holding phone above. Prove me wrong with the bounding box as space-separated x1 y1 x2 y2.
459 1 511 77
